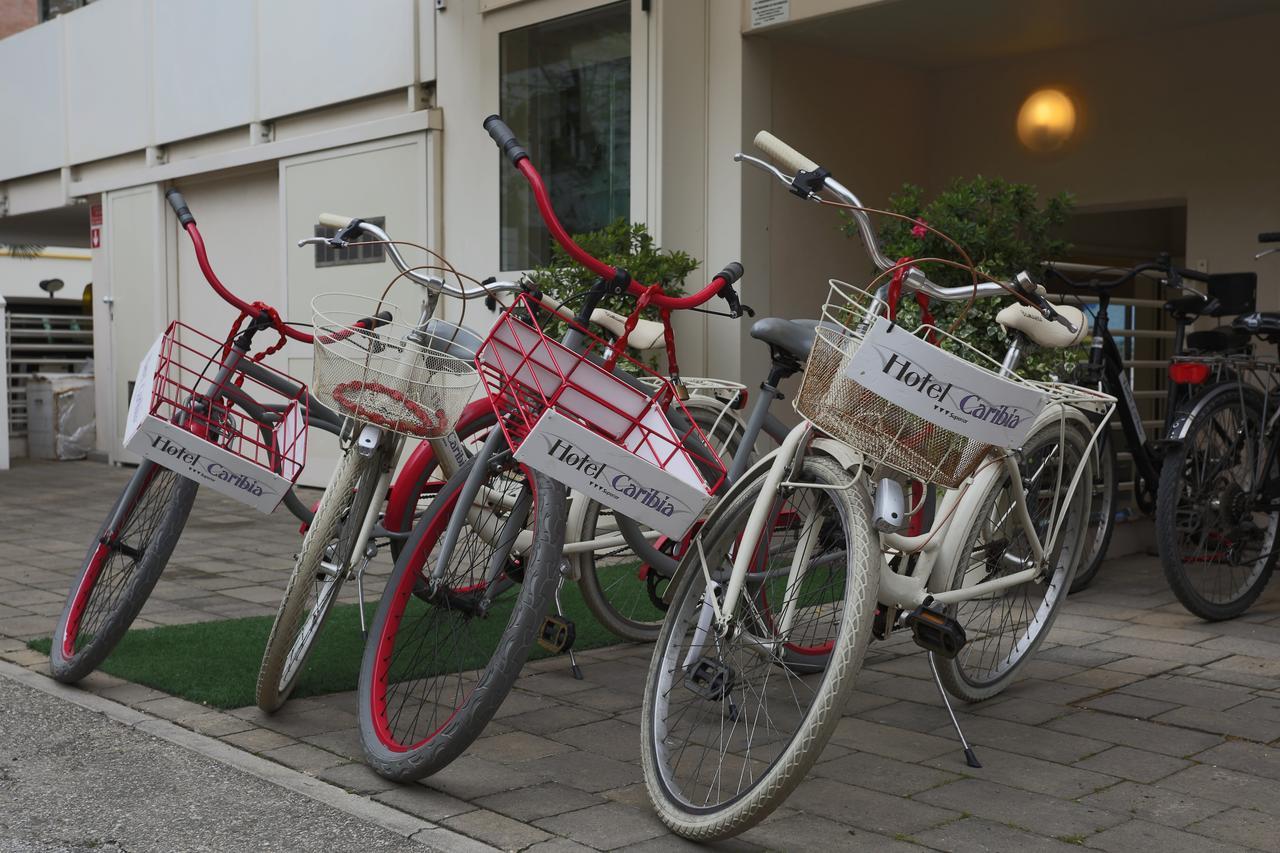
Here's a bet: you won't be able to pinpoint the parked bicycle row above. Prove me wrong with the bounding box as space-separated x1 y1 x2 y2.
47 117 1280 841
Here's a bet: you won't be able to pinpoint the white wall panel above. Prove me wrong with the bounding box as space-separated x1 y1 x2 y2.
66 0 151 163
418 0 436 83
258 0 416 120
153 0 256 144
0 22 66 180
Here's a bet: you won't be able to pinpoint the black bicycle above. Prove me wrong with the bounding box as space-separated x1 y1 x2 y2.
1155 232 1280 620
1045 256 1257 590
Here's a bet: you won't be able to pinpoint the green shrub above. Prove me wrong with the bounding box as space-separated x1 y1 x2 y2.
845 176 1076 381
523 218 698 319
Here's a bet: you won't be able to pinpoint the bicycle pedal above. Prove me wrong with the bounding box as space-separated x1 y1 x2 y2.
538 615 576 654
684 658 735 701
904 603 967 659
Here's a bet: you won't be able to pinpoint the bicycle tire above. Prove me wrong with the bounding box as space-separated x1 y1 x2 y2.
1070 425 1118 593
1156 387 1279 621
358 455 566 781
936 416 1091 702
256 443 385 712
642 456 876 841
50 462 198 683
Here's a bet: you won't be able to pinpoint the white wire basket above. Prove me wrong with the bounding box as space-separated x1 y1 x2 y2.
795 279 1114 488
312 293 480 438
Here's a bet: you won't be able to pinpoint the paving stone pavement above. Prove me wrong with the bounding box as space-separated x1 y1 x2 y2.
4 458 1280 851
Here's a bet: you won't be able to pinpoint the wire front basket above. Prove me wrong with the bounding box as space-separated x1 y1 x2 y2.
312 294 480 438
475 293 726 539
123 322 308 513
796 279 1112 488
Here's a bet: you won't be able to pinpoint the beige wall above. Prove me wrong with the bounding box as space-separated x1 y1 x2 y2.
750 7 1280 344
748 39 930 348
926 11 1280 307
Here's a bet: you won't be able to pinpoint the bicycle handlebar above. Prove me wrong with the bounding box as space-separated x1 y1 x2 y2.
308 213 519 302
1044 260 1210 292
483 115 743 313
166 188 317 343
1260 232 1280 244
744 133 1015 304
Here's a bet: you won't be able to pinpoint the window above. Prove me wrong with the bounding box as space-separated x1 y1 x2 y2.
40 0 96 21
313 217 387 268
499 2 630 270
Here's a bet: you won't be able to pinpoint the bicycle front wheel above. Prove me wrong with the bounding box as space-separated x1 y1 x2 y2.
642 456 876 841
358 454 566 781
256 443 386 712
937 416 1092 702
1156 387 1280 620
50 461 198 683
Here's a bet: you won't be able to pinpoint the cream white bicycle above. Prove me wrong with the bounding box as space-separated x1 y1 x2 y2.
640 132 1115 840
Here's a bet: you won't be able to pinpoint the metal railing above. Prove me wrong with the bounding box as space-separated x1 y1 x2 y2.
4 300 94 455
1048 282 1176 519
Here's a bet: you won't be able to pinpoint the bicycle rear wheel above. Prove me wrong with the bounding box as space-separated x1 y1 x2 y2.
358 454 566 781
50 461 198 683
1156 387 1279 620
936 417 1091 702
577 401 747 643
256 443 386 712
642 456 876 841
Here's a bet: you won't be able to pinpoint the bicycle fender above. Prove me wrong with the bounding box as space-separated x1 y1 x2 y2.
1165 381 1264 442
809 437 863 472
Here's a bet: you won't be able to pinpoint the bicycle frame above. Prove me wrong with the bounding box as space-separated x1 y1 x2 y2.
694 337 1108 648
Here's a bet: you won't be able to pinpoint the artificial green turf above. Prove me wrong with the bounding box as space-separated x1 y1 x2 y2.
28 579 628 709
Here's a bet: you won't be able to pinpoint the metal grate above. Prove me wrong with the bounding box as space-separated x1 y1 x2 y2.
5 297 94 452
313 216 387 268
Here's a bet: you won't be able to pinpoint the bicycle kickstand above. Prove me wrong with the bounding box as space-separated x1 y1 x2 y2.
537 560 583 680
928 651 981 768
354 543 377 641
556 575 583 681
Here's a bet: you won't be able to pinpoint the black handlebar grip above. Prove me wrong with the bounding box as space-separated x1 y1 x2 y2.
354 310 394 331
483 115 528 166
1260 232 1280 244
165 188 195 226
717 262 744 285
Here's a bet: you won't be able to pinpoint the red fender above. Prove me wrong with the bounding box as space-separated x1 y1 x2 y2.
383 398 495 532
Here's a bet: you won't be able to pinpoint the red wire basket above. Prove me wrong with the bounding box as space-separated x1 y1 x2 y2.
123 322 308 513
476 294 726 539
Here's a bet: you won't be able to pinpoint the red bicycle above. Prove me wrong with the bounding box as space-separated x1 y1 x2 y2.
49 189 488 684
355 115 753 782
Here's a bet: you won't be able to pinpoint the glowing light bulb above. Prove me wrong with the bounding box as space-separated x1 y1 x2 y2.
1017 88 1077 152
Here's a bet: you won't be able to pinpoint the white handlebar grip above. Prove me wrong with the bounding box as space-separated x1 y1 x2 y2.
753 131 819 175
318 213 354 229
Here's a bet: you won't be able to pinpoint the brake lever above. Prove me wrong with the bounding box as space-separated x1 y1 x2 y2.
296 236 350 249
734 153 820 200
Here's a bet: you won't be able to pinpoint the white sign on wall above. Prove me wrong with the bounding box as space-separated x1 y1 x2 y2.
750 0 790 28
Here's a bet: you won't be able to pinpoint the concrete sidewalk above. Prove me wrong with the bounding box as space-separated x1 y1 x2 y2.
3 458 1280 852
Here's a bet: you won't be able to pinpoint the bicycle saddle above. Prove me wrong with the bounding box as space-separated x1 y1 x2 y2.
1186 326 1251 352
588 308 667 351
751 317 821 361
995 303 1088 349
1233 312 1280 342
